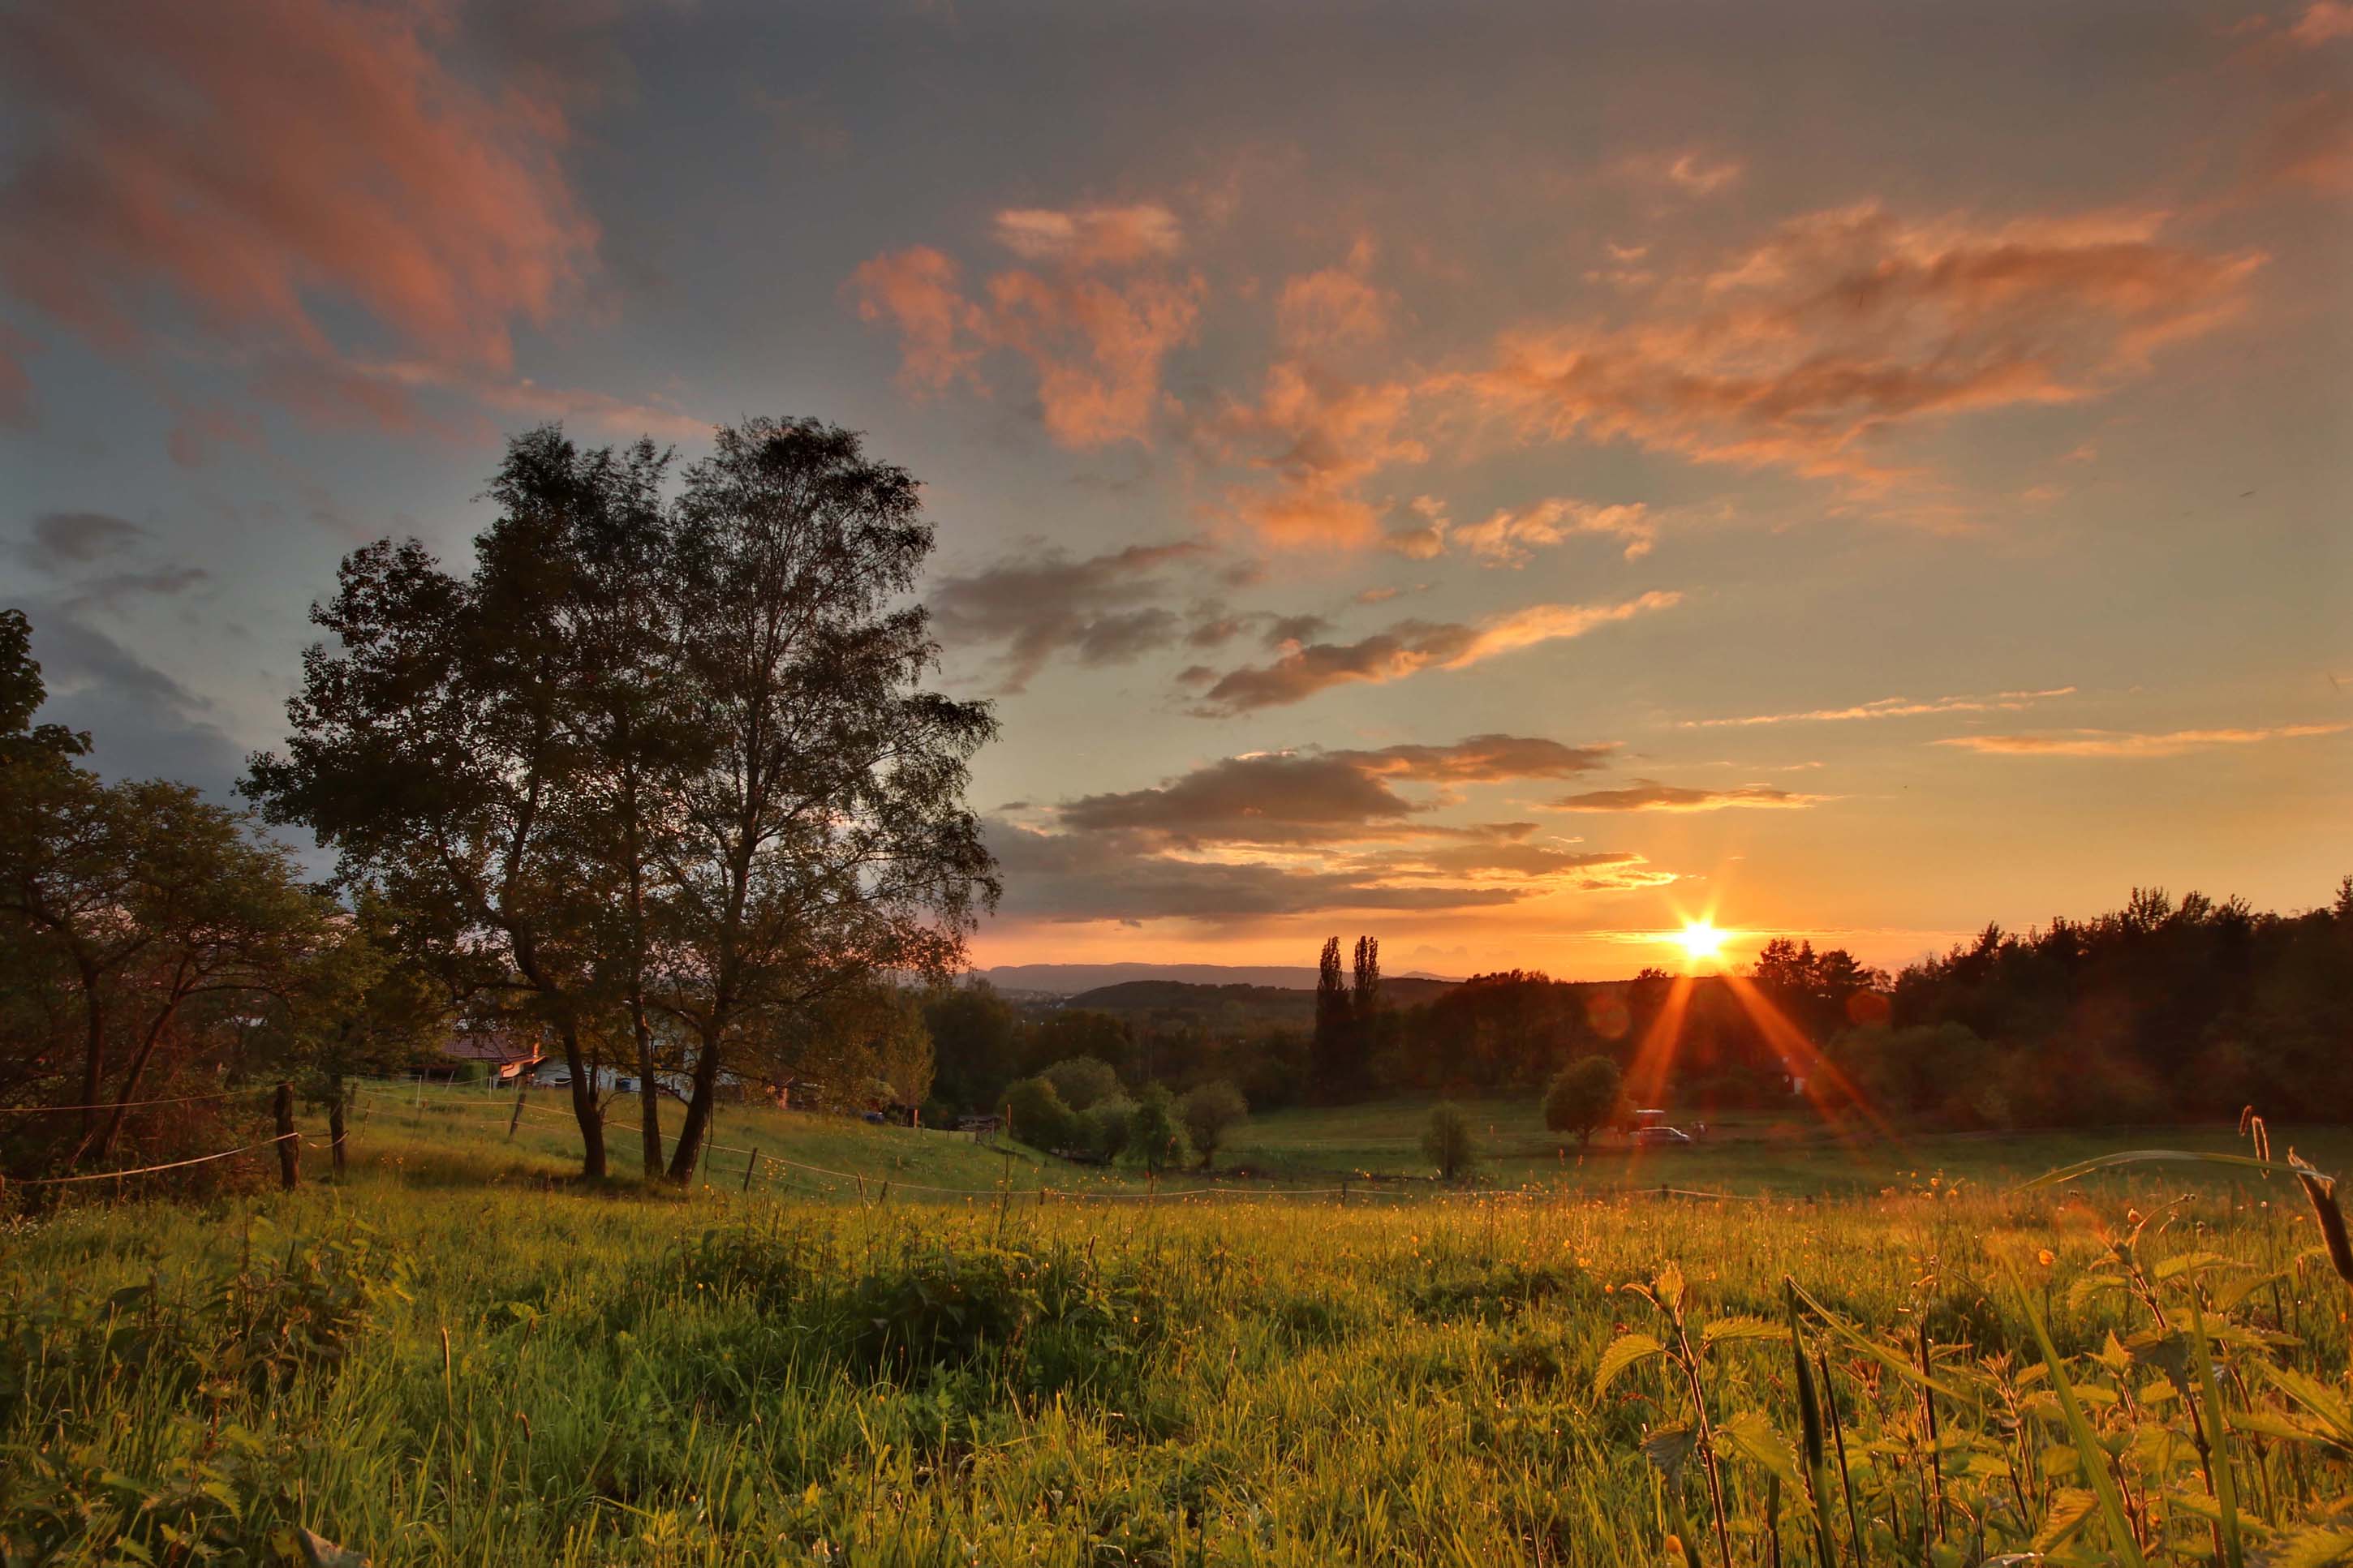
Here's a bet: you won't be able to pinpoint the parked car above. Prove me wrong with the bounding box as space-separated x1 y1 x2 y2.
1632 1126 1693 1146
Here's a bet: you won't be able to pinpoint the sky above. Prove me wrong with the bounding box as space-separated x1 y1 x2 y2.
2 0 2348 980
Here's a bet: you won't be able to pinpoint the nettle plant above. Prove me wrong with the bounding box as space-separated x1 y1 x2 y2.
1594 1148 2353 1568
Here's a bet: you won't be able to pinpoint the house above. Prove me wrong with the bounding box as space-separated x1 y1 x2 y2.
420 1026 544 1085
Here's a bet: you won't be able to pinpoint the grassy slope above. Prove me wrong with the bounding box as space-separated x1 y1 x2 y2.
1223 1093 2353 1195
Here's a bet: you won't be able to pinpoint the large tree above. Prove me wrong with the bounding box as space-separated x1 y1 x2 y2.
652 418 996 1181
246 435 672 1178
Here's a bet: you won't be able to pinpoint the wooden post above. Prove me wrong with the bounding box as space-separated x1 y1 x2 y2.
1341 1179 1350 1206
329 1092 347 1174
1038 1175 1046 1209
742 1147 759 1192
273 1080 299 1191
507 1078 527 1140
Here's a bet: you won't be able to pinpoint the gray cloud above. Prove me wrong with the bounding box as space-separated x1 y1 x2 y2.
928 539 1213 692
24 510 145 569
19 605 244 795
1552 780 1824 811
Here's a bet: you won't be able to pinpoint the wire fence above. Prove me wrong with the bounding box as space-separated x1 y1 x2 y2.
2 1073 1785 1209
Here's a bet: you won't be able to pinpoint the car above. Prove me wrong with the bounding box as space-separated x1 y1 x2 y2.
1631 1126 1693 1146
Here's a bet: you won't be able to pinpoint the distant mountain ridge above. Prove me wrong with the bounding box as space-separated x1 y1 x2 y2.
974 961 1462 995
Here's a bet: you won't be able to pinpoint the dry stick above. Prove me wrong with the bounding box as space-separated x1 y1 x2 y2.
1666 1304 1735 1568
742 1147 759 1192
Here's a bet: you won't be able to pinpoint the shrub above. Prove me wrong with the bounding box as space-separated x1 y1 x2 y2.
1040 1056 1122 1112
1000 1076 1077 1153
1422 1102 1477 1180
1180 1080 1247 1168
1543 1055 1623 1149
1125 1085 1193 1173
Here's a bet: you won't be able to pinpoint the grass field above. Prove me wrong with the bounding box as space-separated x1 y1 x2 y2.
6 1093 2352 1565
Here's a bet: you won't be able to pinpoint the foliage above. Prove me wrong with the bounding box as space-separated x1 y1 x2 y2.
1543 1055 1624 1148
9 1133 2349 1565
247 419 1000 1184
1000 1075 1077 1153
1123 1084 1192 1173
1422 1102 1478 1179
1180 1079 1248 1168
1039 1055 1121 1112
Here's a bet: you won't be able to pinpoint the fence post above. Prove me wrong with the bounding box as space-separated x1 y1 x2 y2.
742 1147 759 1192
273 1080 299 1191
1342 1179 1350 1207
507 1078 527 1140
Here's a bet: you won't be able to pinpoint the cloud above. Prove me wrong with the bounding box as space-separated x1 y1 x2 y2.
23 510 144 568
2256 93 2353 195
1449 204 2264 487
2291 2 2353 45
1055 734 1616 846
1189 591 1680 714
1277 263 1396 350
1667 153 1744 196
1685 686 2075 727
929 539 1214 691
850 242 1205 447
19 606 243 795
987 818 1534 925
1409 495 1658 565
992 204 1182 267
1934 724 2349 758
1552 780 1824 812
1207 361 1426 546
0 0 596 376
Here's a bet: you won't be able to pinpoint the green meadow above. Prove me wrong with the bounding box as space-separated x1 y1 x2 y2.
6 1094 2352 1566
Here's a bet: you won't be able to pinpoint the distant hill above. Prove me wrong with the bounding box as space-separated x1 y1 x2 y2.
976 961 1460 994
1052 974 1463 1030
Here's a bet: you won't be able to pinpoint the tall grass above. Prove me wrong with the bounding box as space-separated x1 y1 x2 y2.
3 1131 2351 1563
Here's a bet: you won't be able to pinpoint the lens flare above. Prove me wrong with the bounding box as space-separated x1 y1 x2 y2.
1675 921 1727 964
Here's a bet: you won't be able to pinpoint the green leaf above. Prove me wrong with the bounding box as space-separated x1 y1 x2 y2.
2010 1265 2146 1568
1655 1261 1686 1314
1714 1408 1800 1490
2015 1149 2338 1191
1595 1331 1667 1396
1641 1422 1697 1484
1786 1278 1973 1401
1701 1315 1789 1351
2270 1527 2353 1568
2187 1292 2244 1568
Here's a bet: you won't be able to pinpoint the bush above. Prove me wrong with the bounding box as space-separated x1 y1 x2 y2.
1422 1102 1477 1179
1040 1055 1122 1112
1077 1097 1135 1162
1000 1076 1077 1152
1180 1080 1247 1168
1542 1055 1622 1148
1124 1085 1192 1173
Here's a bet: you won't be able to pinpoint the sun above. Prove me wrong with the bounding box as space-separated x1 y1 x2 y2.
1674 921 1727 965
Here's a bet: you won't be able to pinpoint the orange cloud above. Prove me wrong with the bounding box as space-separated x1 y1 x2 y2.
992 204 1183 267
0 0 595 374
1277 264 1396 350
850 223 1205 448
1935 723 2349 757
1552 780 1826 812
2291 2 2353 45
1442 496 1658 564
1449 204 2264 486
1209 361 1426 545
1685 686 2075 727
1188 590 1680 713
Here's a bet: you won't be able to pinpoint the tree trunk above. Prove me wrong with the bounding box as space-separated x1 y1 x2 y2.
560 1020 607 1179
664 1021 726 1184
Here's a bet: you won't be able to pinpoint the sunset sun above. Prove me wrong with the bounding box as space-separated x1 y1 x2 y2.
1674 921 1727 965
